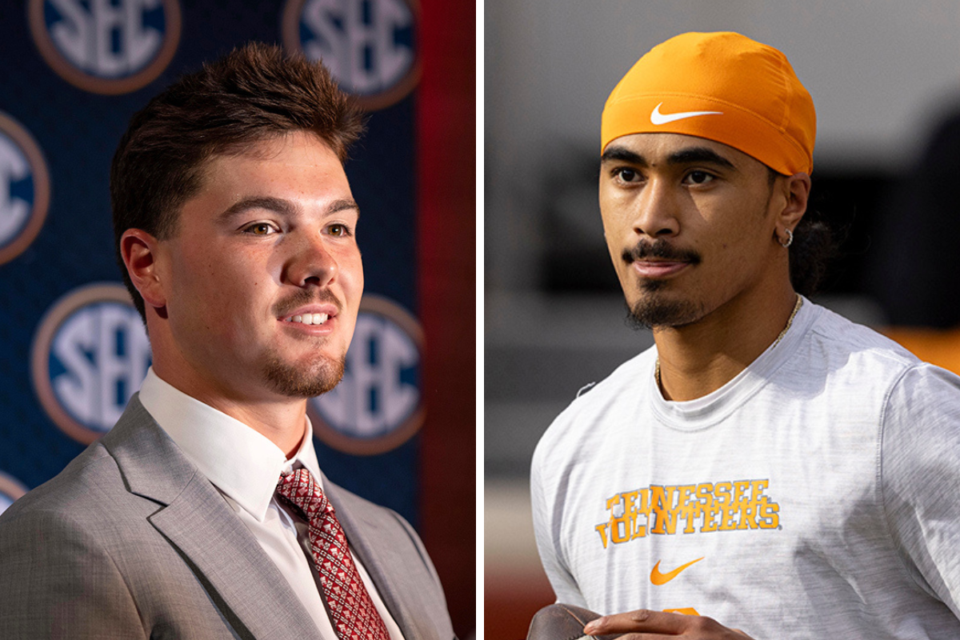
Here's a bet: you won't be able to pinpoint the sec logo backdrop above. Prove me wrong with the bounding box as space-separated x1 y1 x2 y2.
0 111 50 266
308 294 424 455
283 0 419 110
31 283 152 444
28 0 181 95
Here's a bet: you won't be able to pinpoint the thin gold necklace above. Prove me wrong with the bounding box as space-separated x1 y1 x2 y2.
655 294 803 387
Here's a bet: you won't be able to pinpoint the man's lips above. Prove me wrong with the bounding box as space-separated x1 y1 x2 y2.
279 303 339 330
622 241 701 279
274 288 343 330
631 260 691 278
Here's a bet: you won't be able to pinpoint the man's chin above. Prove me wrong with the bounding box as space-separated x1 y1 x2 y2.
262 355 345 398
625 292 705 330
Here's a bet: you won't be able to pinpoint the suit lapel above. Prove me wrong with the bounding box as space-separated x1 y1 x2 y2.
102 397 322 640
323 478 438 640
149 475 322 640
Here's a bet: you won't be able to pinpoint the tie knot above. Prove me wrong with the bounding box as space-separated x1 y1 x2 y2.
276 467 327 517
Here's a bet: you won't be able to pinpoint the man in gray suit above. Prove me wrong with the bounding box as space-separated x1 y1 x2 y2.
0 43 454 640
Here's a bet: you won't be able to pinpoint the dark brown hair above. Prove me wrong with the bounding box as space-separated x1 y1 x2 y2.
766 169 839 297
789 205 838 297
111 42 365 321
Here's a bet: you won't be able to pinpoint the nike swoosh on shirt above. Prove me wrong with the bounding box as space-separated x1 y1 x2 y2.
650 103 723 125
650 557 704 585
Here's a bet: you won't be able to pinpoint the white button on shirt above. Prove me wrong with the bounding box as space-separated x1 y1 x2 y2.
138 368 404 640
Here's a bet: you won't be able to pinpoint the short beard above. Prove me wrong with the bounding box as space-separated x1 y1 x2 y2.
625 281 706 330
621 239 706 329
266 288 346 396
263 354 345 397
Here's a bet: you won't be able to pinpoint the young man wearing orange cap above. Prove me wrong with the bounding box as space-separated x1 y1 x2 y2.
531 32 960 638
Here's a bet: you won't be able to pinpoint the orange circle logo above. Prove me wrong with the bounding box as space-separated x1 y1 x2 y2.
0 112 50 266
31 283 152 444
282 0 420 110
28 0 182 95
308 294 424 455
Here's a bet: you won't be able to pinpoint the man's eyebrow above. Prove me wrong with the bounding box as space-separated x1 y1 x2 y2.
328 198 360 217
600 145 737 171
601 147 648 166
218 196 293 221
667 147 736 170
218 196 359 221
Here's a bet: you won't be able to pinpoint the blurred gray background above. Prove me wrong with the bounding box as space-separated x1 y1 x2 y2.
484 1 960 635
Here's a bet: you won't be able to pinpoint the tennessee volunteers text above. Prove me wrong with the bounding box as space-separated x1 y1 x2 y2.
595 479 780 549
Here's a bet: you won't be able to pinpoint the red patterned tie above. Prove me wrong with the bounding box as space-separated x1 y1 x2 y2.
276 468 390 640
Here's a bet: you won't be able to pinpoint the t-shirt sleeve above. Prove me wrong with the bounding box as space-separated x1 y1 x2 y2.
531 434 589 608
881 363 960 617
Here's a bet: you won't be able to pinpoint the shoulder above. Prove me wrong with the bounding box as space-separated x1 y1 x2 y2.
0 441 122 531
0 444 140 618
0 438 153 590
806 303 920 372
532 346 655 481
881 362 960 449
801 302 960 443
780 303 926 401
0 400 193 553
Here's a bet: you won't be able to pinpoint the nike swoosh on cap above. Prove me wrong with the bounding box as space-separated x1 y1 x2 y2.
650 557 704 585
650 103 723 125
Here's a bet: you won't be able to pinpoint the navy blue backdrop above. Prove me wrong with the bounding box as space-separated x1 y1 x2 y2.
0 0 426 533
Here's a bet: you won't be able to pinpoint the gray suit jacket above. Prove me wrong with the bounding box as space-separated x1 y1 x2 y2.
0 396 455 640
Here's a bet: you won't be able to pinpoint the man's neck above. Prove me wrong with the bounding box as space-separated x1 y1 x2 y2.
151 365 309 459
653 286 801 402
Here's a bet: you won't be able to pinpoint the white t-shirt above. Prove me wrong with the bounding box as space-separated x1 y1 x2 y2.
532 299 960 639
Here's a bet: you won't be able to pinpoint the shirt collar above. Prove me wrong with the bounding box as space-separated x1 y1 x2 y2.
138 367 323 522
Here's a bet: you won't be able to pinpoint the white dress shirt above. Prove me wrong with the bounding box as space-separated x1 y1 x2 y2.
138 368 404 640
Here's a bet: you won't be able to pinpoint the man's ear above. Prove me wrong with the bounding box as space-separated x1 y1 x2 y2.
120 229 167 309
777 172 812 234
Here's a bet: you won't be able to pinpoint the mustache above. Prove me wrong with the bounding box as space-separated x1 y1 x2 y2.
622 240 702 265
273 288 343 317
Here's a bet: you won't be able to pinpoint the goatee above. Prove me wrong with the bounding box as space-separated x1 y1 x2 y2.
625 294 706 330
621 239 704 329
263 355 345 397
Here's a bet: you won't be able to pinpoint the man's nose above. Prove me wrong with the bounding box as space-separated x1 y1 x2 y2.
633 177 681 239
285 230 339 287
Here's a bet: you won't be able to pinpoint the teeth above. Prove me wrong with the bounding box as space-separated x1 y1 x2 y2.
287 313 328 325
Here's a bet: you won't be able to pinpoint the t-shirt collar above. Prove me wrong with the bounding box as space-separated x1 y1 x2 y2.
650 296 821 430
